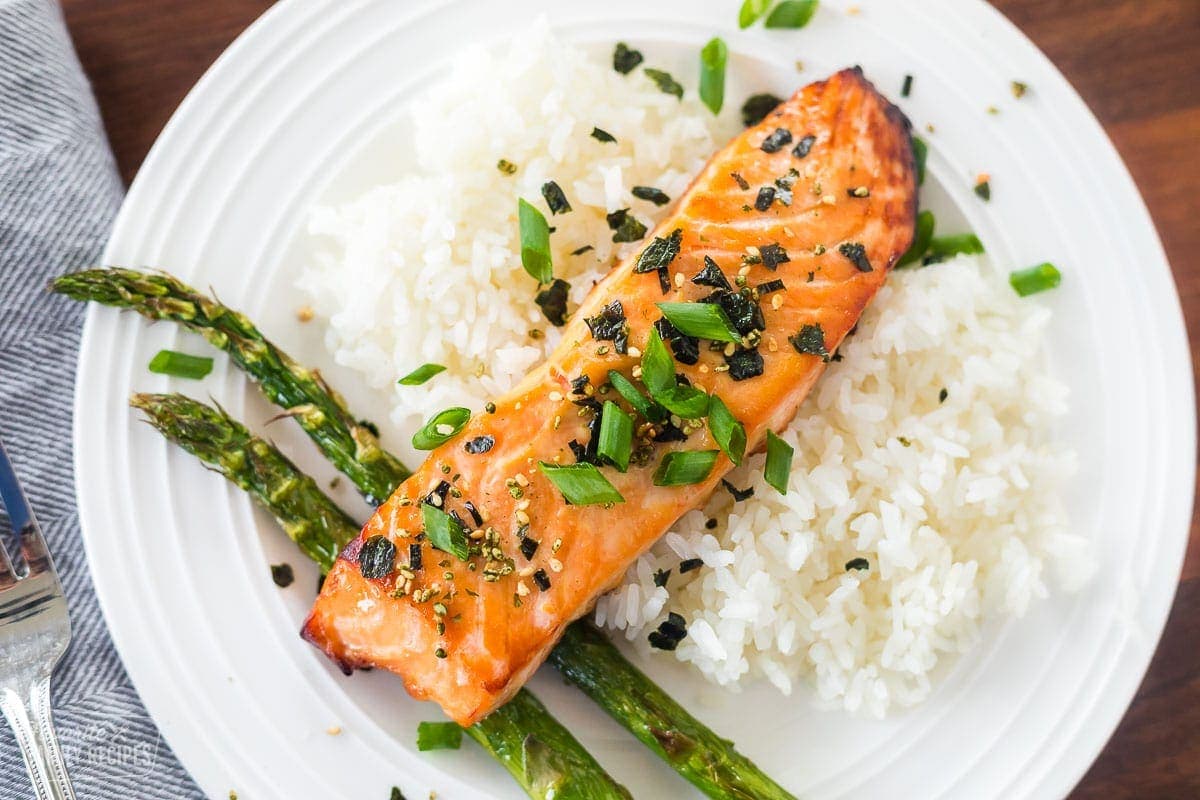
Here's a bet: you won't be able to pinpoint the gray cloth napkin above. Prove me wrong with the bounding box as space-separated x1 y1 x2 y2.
0 0 201 795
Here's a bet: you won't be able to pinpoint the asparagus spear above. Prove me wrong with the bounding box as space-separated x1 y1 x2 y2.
131 392 630 800
550 624 792 800
53 269 407 504
66 269 795 799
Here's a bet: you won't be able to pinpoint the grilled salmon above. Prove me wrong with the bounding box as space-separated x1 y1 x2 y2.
303 67 917 726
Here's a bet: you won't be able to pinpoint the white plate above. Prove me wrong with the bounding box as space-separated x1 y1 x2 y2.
73 1 1194 798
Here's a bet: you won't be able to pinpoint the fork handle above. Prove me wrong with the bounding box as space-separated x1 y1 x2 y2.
0 678 77 800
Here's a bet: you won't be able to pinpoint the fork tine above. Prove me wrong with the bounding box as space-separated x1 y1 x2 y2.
0 438 53 578
0 540 15 589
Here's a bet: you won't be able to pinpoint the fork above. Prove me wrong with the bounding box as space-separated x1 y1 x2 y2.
0 438 77 800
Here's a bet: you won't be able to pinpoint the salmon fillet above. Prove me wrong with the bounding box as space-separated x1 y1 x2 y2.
303 67 917 726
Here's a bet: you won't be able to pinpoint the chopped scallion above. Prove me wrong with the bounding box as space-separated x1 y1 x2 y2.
738 0 771 28
912 136 927 186
707 395 746 466
421 503 469 561
640 328 675 396
608 370 665 423
1009 262 1061 297
412 407 471 450
398 363 446 386
517 198 553 284
927 233 984 262
597 401 633 472
148 350 213 380
896 210 935 267
656 302 740 343
653 450 720 486
538 462 625 505
764 0 818 29
416 721 462 751
699 37 727 115
655 384 710 420
764 430 793 494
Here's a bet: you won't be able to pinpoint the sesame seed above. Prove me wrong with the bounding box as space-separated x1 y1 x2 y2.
435 423 454 436
517 581 530 597
699 364 710 373
549 558 563 573
518 566 535 578
515 510 530 525
768 336 779 352
326 725 342 736
821 194 836 205
553 415 561 430
628 346 641 357
548 390 563 402
674 272 685 288
745 246 760 257
553 538 563 552
514 474 529 487
771 295 784 310
631 365 643 378
516 499 531 511
296 306 315 322
723 342 736 357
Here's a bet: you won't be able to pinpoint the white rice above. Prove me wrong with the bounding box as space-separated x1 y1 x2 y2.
301 26 1088 718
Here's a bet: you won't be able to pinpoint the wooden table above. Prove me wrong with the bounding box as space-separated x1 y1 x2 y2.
59 1 1200 796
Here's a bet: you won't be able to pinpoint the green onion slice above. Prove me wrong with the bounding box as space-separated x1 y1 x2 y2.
640 328 676 396
912 136 928 186
653 450 720 487
1009 262 1061 297
416 721 463 751
412 407 471 450
518 198 553 284
764 430 793 495
597 401 634 473
738 0 771 28
421 503 469 561
657 302 740 343
927 233 984 261
538 462 624 505
897 210 935 268
656 384 710 420
707 395 746 466
699 37 727 115
148 350 213 380
764 0 819 29
608 370 666 423
398 363 446 386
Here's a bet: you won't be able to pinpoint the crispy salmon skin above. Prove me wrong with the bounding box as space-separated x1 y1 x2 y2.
303 68 917 726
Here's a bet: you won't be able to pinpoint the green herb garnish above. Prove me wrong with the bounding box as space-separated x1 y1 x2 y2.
657 302 740 343
738 0 771 28
788 323 830 361
358 534 396 579
1009 262 1061 297
645 68 684 99
416 721 463 751
896 210 935 268
1011 81 1028 98
838 241 872 272
912 136 927 186
518 198 553 284
538 462 624 505
901 74 913 97
764 430 793 494
148 350 213 380
653 450 720 486
591 127 617 143
741 93 782 127
412 407 471 450
699 37 727 115
640 328 676 396
497 159 517 175
398 363 446 386
541 181 572 215
974 179 991 201
613 42 643 74
632 186 670 206
534 278 571 327
926 233 984 262
764 0 818 29
421 503 469 560
597 401 633 472
607 208 648 243
607 370 664 423
707 395 746 466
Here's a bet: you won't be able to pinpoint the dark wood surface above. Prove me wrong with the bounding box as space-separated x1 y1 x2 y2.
59 0 1200 796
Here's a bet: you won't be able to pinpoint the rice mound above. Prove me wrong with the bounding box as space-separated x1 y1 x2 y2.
300 22 727 427
302 26 1086 718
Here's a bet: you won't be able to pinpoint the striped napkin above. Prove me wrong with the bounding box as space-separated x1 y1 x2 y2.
0 0 201 795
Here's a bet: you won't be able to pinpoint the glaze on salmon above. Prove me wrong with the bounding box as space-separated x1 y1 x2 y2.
303 68 917 726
